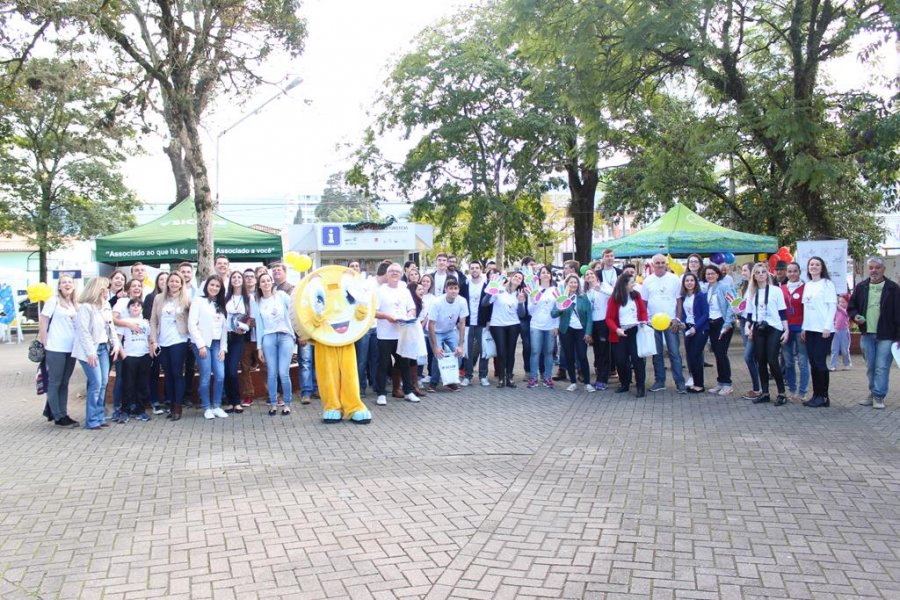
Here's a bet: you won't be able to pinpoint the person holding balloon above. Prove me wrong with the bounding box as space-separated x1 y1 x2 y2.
38 276 79 427
606 273 648 397
551 274 594 393
703 264 737 396
677 273 709 393
641 254 686 394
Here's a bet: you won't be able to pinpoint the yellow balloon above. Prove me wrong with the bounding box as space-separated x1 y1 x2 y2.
28 282 53 302
26 283 39 302
285 251 301 263
651 312 671 331
667 254 685 276
296 254 312 272
636 275 644 284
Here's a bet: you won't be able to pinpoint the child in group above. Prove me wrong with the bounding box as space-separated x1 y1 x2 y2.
830 294 852 371
117 298 152 421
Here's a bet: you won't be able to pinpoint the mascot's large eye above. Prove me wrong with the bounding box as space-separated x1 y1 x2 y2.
307 278 326 315
341 273 358 305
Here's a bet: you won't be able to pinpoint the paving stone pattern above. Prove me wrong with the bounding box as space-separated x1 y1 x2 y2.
1 342 899 599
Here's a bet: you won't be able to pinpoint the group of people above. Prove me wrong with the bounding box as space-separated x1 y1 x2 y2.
35 248 898 429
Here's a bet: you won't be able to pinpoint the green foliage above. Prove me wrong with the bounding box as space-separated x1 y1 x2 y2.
353 5 562 266
507 0 899 258
304 171 380 223
0 57 137 280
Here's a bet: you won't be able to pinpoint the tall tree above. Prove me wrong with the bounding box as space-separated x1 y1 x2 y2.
509 0 900 257
0 58 137 282
351 7 560 267
302 171 380 223
68 0 306 277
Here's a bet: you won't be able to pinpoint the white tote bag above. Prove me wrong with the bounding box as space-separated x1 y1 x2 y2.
397 321 428 359
481 328 497 359
636 324 658 358
437 355 461 385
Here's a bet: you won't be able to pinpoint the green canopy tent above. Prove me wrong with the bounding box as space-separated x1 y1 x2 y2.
96 200 283 264
591 203 778 258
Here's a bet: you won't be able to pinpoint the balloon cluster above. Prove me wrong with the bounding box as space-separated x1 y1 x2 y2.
284 251 312 272
767 246 793 272
27 282 53 303
710 252 736 265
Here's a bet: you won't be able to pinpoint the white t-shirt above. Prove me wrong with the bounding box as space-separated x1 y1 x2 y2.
683 294 695 325
488 290 520 327
112 296 138 318
376 283 415 340
708 284 723 320
586 288 609 321
641 272 681 317
528 289 559 331
619 300 639 328
118 318 150 357
598 267 618 288
257 294 293 337
41 296 77 353
159 299 189 347
433 271 449 295
429 295 469 333
801 278 837 333
466 277 486 324
746 285 788 330
569 308 583 330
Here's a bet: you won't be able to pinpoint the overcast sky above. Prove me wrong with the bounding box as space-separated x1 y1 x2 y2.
123 1 899 227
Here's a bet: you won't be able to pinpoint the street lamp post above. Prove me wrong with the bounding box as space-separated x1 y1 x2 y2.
215 76 303 201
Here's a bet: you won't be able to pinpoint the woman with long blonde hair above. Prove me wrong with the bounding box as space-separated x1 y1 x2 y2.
149 272 192 421
39 275 79 426
72 277 120 430
744 262 790 405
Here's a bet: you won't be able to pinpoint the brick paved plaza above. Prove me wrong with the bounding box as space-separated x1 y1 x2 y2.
1 341 899 599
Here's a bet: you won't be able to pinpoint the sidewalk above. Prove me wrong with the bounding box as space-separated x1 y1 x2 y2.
1 341 899 599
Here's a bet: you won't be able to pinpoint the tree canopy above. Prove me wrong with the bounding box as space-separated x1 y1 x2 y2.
0 57 137 281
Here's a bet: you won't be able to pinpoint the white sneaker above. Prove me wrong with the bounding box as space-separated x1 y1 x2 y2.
859 395 874 406
566 383 577 392
585 384 596 393
212 407 229 418
717 386 733 396
874 397 886 409
708 385 723 394
404 392 421 403
480 377 490 386
376 395 387 406
203 409 215 420
686 376 694 387
460 378 471 387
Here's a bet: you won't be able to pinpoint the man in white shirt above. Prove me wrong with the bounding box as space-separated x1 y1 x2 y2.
214 255 230 281
374 262 420 405
447 254 467 288
462 260 488 386
177 261 198 406
597 248 621 289
426 279 468 392
641 254 686 393
431 252 451 295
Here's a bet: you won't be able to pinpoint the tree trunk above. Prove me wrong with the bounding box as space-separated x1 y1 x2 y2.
163 139 192 209
496 227 506 271
182 112 215 279
566 163 598 266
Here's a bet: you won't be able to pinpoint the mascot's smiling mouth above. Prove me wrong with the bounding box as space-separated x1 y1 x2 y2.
330 320 350 334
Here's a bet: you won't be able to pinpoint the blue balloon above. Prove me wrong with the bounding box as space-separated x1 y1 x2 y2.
711 252 725 264
723 252 736 264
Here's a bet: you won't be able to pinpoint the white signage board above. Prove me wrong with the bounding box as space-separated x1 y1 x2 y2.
796 239 848 293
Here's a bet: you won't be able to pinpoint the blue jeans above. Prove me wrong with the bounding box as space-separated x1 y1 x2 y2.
739 318 760 392
652 328 685 388
262 332 294 405
45 350 76 420
430 329 461 385
193 340 225 410
830 329 851 368
860 334 893 399
520 318 532 375
685 329 709 388
355 329 375 393
112 357 123 411
80 344 110 429
300 342 318 395
782 329 809 395
159 342 189 407
224 333 245 404
530 328 555 381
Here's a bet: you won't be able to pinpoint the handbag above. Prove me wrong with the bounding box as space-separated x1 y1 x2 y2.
35 361 47 395
397 320 428 359
436 355 461 385
481 328 497 359
636 324 658 358
28 339 45 363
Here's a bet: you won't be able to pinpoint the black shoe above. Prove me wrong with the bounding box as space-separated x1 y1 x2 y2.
635 386 646 398
497 378 507 388
614 386 630 394
552 372 567 381
774 394 788 406
505 378 516 388
752 393 771 404
54 416 78 427
803 396 829 408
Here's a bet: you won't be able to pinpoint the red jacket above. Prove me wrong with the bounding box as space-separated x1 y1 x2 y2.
780 282 805 330
606 293 649 343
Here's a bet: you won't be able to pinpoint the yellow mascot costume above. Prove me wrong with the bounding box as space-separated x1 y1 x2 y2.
293 265 374 424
